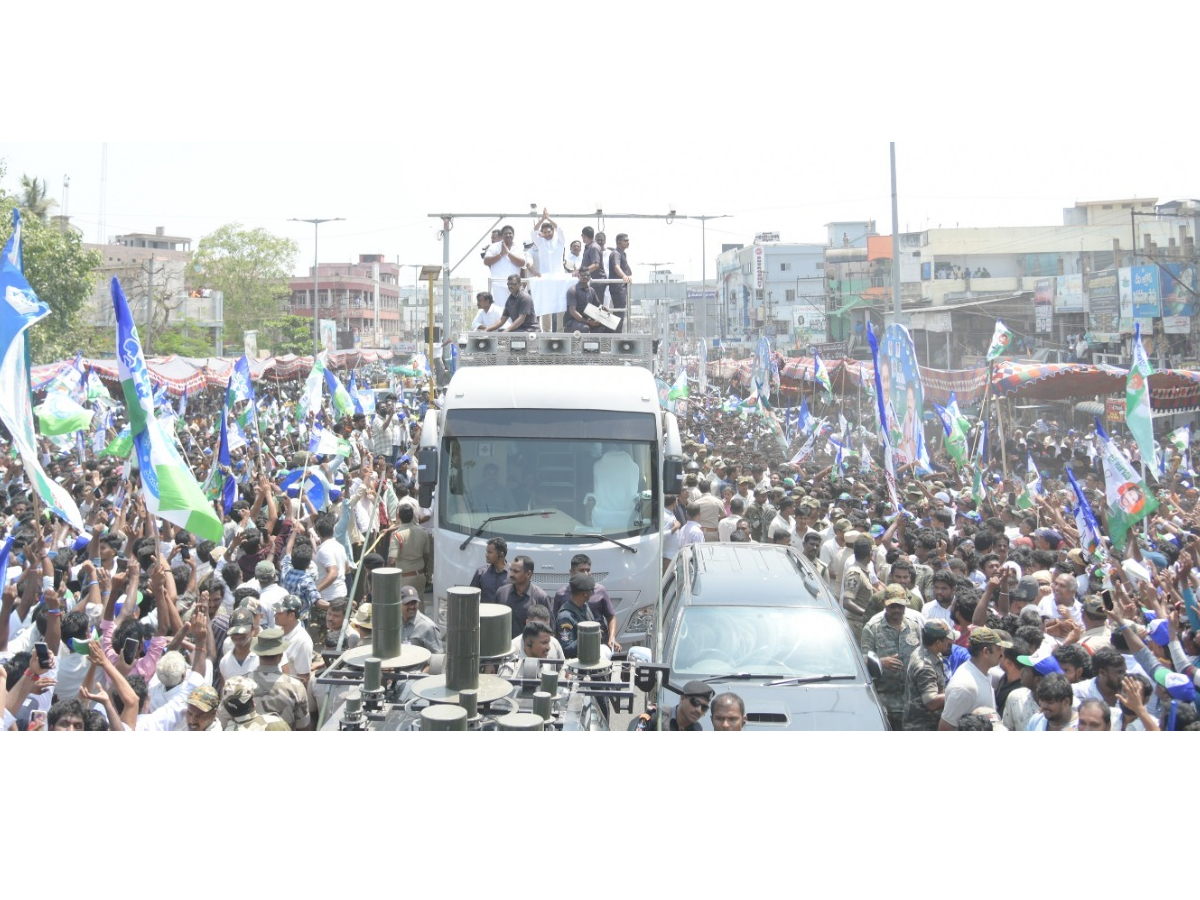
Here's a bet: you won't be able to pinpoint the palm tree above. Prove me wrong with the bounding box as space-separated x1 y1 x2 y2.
18 174 58 222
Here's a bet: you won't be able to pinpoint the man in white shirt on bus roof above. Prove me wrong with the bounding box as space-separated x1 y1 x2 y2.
472 292 502 331
483 224 525 305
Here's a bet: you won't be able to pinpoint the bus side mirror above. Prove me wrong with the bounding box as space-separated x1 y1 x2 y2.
663 457 684 496
417 446 438 508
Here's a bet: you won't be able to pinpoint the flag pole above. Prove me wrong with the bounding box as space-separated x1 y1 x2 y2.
994 392 1010 485
970 363 995 461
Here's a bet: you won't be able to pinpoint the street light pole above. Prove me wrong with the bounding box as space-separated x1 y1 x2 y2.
290 217 344 354
688 215 730 346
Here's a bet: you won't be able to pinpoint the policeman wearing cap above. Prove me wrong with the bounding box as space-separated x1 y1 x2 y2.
902 620 957 731
229 627 310 730
221 676 290 731
555 574 598 659
629 680 714 731
400 585 443 653
860 587 924 729
185 686 221 732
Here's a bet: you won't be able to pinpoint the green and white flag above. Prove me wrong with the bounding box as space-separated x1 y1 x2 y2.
1126 323 1158 474
297 353 326 421
971 466 985 505
0 210 85 531
34 391 93 436
1016 453 1041 510
100 426 133 459
986 319 1014 362
113 278 223 543
1097 420 1157 553
1167 425 1191 456
667 369 689 401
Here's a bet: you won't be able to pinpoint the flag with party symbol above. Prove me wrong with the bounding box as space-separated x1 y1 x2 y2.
1127 323 1158 474
933 403 969 467
100 426 133 458
0 210 85 531
113 277 223 542
1095 418 1157 553
668 369 689 401
35 392 93 436
323 365 355 418
1065 466 1105 559
866 326 900 512
986 319 1014 362
813 349 832 395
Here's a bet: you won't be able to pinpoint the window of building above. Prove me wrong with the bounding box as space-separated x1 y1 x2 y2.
785 289 796 302
780 262 792 272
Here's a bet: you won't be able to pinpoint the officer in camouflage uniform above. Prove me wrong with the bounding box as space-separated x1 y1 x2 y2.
840 535 876 642
902 620 956 731
220 677 291 731
222 629 310 730
862 581 924 622
758 489 778 544
743 481 765 542
860 589 923 729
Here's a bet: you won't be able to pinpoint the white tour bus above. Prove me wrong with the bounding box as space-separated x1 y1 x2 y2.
417 333 683 649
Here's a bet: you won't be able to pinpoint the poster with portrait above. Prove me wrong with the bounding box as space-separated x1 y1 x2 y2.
243 330 258 361
881 323 924 467
319 319 337 356
1160 263 1197 317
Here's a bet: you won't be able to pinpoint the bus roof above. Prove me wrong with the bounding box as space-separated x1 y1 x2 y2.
443 365 660 414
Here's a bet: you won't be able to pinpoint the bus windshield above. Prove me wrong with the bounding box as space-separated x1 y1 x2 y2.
440 433 658 542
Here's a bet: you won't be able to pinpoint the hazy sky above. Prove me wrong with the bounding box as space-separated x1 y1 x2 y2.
6 3 1195 288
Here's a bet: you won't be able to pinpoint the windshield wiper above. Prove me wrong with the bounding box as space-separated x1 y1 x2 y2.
532 533 637 553
767 674 856 687
702 673 781 683
459 510 557 551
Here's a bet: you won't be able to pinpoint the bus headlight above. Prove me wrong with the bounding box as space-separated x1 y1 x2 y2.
627 604 655 633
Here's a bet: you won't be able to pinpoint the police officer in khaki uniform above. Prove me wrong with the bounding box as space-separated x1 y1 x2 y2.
841 535 876 642
232 628 310 730
220 677 291 731
387 505 432 593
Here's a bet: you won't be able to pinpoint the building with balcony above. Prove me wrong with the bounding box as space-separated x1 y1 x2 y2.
85 227 225 354
289 255 404 349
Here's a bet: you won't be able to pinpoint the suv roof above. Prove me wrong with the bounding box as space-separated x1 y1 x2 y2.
677 543 834 609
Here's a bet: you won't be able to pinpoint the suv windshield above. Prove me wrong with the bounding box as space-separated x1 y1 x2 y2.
668 606 862 680
440 436 657 542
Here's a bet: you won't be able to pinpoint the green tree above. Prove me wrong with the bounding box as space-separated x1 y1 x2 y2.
154 322 215 357
0 195 101 364
18 175 58 223
262 314 316 356
193 224 297 352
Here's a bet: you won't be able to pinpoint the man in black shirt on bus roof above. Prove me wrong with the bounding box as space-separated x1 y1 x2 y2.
488 275 537 333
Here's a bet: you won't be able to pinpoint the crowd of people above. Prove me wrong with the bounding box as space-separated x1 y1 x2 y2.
658 377 1200 732
7 326 1200 732
0 364 447 731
